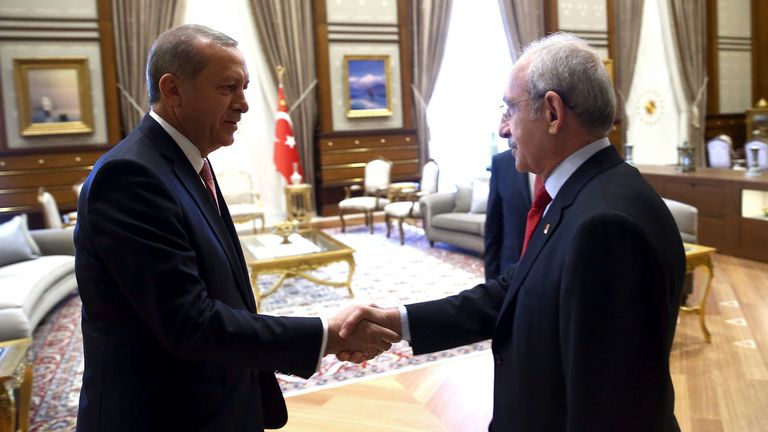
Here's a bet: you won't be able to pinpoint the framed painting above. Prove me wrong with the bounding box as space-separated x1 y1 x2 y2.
343 55 392 118
13 57 94 137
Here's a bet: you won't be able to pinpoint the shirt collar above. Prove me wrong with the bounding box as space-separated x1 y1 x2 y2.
544 137 611 200
149 110 205 174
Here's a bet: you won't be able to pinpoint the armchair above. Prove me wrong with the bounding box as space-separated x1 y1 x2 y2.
217 170 266 233
706 135 733 168
384 159 439 244
338 158 393 234
37 188 74 229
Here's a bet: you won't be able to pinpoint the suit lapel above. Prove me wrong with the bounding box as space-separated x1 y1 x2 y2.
139 116 256 311
496 146 624 323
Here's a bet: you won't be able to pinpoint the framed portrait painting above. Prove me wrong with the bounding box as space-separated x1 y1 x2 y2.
343 55 393 118
13 57 94 137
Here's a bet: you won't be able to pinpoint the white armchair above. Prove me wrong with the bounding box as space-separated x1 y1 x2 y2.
37 188 75 229
217 170 266 233
338 158 393 234
384 159 439 245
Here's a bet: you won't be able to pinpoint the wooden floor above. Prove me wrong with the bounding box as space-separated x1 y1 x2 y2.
281 253 768 431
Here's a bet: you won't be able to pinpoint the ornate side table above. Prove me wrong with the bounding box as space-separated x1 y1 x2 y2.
681 243 717 343
284 183 313 225
0 338 32 432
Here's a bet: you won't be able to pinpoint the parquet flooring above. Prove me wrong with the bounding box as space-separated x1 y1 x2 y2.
282 253 768 431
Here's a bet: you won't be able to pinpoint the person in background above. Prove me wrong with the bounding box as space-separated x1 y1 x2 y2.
74 24 396 432
483 148 531 280
338 32 686 431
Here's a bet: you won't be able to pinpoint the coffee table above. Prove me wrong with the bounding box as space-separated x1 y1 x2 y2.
240 229 356 308
681 242 717 343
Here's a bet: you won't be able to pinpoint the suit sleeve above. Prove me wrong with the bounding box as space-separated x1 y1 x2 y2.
484 158 503 279
406 267 515 354
82 159 322 377
559 212 678 431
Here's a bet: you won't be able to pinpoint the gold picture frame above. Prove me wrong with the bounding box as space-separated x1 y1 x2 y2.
343 55 393 118
13 57 94 137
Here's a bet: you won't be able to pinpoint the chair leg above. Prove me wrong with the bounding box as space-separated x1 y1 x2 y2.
340 211 346 233
368 211 374 234
259 215 265 233
398 217 405 245
385 213 391 238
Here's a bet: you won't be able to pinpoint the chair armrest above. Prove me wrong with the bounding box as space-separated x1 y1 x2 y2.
420 192 455 214
420 192 456 236
30 228 75 256
344 184 363 199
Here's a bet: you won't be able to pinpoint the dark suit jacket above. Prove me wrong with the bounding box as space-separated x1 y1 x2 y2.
75 115 323 431
407 146 685 431
484 150 531 279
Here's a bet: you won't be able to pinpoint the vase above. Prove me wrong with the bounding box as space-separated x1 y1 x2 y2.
290 162 303 185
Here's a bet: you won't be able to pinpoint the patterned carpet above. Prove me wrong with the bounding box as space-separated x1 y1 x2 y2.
28 224 487 430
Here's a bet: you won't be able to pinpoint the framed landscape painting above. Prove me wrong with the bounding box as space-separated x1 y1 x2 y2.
343 55 392 118
13 57 94 137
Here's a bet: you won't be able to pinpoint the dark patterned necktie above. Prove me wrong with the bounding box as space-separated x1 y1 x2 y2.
199 159 219 210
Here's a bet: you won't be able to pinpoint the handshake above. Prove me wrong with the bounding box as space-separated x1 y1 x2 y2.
324 305 403 363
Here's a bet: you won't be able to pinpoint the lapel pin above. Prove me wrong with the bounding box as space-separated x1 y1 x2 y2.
543 223 551 234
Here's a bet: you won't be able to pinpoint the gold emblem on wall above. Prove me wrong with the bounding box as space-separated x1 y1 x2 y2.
636 90 664 125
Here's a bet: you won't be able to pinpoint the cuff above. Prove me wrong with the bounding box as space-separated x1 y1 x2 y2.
398 305 411 342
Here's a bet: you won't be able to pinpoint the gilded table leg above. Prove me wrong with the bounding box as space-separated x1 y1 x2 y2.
344 257 356 298
251 271 262 309
17 364 31 432
0 381 16 432
697 258 715 343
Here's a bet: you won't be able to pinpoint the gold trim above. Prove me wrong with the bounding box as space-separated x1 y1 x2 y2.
322 145 416 154
0 206 37 213
0 165 93 177
13 57 94 137
324 159 419 170
343 55 393 118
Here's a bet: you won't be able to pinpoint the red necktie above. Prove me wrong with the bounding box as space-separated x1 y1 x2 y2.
200 159 219 210
522 177 552 255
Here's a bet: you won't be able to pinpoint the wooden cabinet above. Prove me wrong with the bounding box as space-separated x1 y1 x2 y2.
638 164 768 262
0 149 105 226
315 130 419 215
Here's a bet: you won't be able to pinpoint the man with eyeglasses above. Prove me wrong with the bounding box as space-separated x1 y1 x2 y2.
338 32 685 431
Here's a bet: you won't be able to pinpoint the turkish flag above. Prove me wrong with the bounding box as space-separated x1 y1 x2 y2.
273 85 303 182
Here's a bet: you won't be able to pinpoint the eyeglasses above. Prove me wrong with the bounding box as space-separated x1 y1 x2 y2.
499 96 533 120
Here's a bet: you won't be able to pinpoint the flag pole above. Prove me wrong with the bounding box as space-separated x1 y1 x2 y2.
276 65 285 87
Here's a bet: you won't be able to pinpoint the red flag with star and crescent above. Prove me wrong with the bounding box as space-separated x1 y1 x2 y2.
273 84 303 182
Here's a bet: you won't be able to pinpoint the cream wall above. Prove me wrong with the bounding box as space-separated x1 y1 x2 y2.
0 0 108 149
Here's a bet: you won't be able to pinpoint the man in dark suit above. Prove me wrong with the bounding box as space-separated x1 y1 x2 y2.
483 149 530 279
338 33 685 431
74 25 397 432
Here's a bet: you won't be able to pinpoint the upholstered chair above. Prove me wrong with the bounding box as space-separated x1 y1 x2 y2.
217 170 266 233
37 188 72 229
383 159 440 245
706 135 733 168
72 178 86 201
338 158 393 234
745 139 768 170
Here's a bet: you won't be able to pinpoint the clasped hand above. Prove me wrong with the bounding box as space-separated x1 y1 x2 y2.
325 304 402 364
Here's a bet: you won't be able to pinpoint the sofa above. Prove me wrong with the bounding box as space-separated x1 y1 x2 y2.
420 182 487 253
0 215 77 341
421 185 698 255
